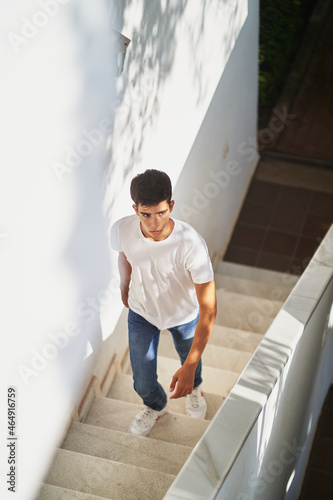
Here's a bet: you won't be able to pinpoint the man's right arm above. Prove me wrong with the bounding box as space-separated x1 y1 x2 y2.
118 252 132 307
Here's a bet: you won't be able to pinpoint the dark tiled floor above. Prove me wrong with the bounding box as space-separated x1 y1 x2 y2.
225 3 333 275
299 386 333 499
224 180 333 275
275 6 333 161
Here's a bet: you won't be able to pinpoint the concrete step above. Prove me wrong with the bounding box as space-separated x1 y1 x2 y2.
215 261 299 289
44 448 174 500
215 290 282 333
37 484 107 500
214 274 292 302
154 356 239 398
209 324 263 353
107 372 224 420
158 330 252 373
85 397 209 448
62 421 191 476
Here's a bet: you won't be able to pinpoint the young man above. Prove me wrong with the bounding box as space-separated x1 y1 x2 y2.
111 169 216 437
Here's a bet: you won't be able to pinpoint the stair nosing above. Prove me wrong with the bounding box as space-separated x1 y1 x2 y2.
51 447 177 477
65 420 193 452
38 483 109 500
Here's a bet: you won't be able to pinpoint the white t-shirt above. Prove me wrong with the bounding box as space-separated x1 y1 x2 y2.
111 215 214 330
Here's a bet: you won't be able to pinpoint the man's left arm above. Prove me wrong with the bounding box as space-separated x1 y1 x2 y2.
169 280 217 399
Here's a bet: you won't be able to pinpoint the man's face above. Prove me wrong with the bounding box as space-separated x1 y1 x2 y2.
133 200 174 241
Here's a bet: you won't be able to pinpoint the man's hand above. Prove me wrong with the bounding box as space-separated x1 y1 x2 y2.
169 364 196 399
120 286 129 308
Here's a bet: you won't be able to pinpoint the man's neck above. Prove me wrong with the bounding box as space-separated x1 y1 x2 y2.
140 218 174 242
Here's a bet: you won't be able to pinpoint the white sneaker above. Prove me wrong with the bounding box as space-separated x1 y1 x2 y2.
129 403 168 437
186 385 207 419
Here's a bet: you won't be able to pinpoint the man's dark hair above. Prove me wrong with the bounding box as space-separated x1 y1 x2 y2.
130 169 172 206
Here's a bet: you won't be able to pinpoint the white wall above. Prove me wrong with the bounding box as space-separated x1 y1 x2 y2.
172 0 259 261
0 1 257 499
1 2 119 499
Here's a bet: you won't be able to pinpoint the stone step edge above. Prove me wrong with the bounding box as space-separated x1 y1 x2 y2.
210 324 264 346
121 325 262 370
215 273 293 293
62 421 193 477
108 371 228 400
86 396 215 434
65 420 193 452
107 372 225 421
211 323 264 337
214 274 292 302
158 335 252 374
143 355 242 378
45 448 176 500
109 370 231 396
49 447 177 479
37 483 107 500
215 260 299 287
86 397 210 449
88 395 218 420
215 288 284 307
160 331 254 359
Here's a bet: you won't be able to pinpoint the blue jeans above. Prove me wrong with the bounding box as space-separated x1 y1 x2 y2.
128 309 202 411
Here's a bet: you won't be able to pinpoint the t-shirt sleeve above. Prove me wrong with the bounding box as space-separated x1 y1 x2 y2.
185 231 214 284
110 219 122 252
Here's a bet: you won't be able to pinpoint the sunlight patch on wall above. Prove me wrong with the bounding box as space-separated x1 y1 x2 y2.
106 0 248 221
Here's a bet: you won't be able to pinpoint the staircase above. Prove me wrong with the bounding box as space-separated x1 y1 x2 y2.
36 261 298 500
